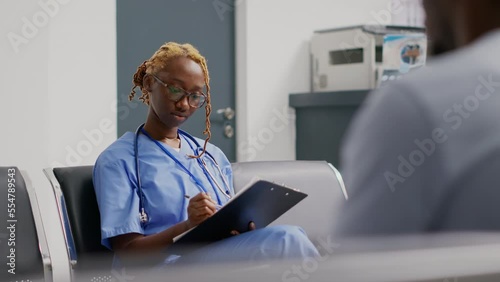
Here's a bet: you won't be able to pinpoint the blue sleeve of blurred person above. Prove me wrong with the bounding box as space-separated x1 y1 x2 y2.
333 83 443 236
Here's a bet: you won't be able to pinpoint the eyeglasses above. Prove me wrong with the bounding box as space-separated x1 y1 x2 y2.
152 75 207 108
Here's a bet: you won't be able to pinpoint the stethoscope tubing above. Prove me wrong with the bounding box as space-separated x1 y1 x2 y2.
134 123 231 225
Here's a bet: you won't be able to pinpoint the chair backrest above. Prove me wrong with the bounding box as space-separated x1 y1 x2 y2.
44 166 112 272
0 167 50 282
43 161 346 272
231 160 347 245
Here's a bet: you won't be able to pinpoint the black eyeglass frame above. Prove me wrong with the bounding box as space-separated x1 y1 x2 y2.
151 74 207 108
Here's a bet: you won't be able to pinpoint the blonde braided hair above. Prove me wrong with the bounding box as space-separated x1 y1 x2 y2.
129 42 212 158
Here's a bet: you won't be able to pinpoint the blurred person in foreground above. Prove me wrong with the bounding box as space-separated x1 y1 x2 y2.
334 0 500 236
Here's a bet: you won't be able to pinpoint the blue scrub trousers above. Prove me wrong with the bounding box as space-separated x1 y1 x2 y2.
172 225 319 265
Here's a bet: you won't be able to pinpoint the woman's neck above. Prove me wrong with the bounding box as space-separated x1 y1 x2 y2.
143 114 179 144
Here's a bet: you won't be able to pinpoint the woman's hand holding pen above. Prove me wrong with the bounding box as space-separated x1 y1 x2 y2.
185 192 218 229
184 193 256 237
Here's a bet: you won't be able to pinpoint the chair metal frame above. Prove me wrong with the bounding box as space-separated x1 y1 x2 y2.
43 168 78 281
21 170 53 282
327 163 348 200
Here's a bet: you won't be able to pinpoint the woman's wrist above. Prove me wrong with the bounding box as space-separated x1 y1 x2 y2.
185 219 193 230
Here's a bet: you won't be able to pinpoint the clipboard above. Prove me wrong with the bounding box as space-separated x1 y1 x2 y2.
172 179 307 245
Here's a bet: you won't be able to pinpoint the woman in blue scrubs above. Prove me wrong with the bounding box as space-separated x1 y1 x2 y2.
93 42 318 267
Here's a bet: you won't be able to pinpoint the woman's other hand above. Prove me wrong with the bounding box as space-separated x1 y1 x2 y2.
230 221 256 236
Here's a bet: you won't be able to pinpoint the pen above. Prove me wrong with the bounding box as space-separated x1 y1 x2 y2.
184 194 223 210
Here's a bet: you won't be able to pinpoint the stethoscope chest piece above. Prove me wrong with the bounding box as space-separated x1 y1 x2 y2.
139 208 148 223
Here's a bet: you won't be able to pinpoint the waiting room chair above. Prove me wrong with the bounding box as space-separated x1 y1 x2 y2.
43 161 347 279
0 167 52 282
44 166 113 281
231 160 347 246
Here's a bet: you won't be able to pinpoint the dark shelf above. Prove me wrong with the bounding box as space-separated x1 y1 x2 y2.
289 90 369 108
289 90 370 168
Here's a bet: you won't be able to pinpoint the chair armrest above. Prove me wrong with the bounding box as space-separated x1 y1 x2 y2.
43 168 78 271
21 170 53 282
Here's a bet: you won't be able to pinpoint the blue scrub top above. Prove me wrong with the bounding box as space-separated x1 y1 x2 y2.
93 131 234 250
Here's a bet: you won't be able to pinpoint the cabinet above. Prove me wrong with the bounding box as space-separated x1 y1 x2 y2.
289 90 369 168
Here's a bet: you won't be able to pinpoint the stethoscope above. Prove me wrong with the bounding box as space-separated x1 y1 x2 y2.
134 123 232 225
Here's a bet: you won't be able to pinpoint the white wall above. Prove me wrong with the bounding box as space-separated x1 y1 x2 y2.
0 0 116 280
236 0 394 162
391 0 425 27
47 0 117 168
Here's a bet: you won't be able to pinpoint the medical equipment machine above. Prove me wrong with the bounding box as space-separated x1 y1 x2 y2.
310 25 426 92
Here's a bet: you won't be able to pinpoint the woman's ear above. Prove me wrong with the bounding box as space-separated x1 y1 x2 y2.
142 74 154 93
